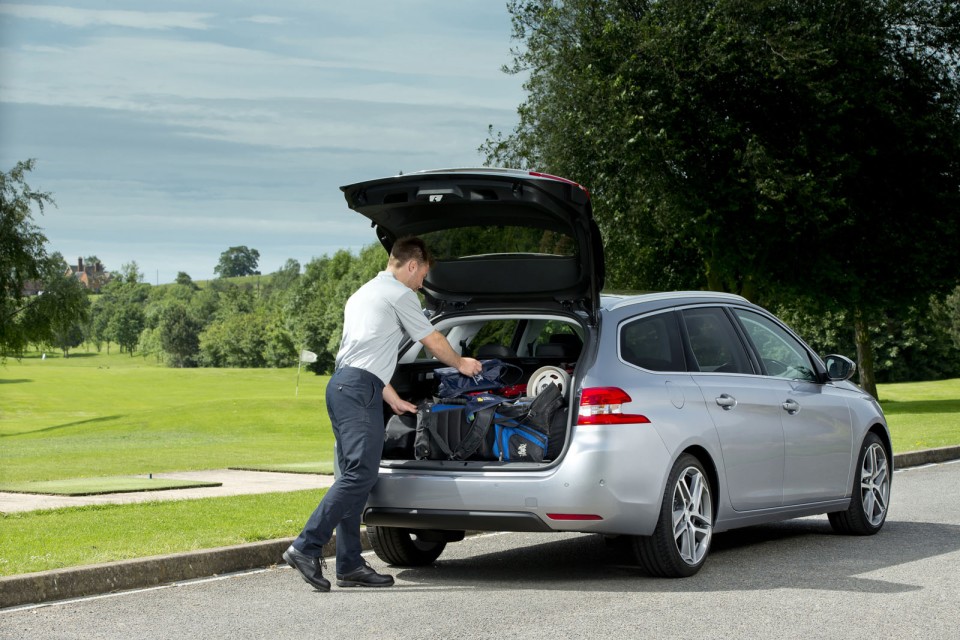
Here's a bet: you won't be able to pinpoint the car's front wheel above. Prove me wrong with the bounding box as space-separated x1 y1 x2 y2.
367 526 447 566
633 453 714 577
828 432 890 535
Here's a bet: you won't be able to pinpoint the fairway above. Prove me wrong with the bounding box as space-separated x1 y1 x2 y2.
0 349 335 485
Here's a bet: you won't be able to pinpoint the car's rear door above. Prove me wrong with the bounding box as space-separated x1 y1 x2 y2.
682 306 786 511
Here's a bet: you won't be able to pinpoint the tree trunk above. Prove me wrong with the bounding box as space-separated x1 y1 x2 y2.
853 305 879 399
705 259 724 292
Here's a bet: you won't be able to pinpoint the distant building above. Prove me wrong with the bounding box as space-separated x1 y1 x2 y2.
21 280 44 296
66 257 111 292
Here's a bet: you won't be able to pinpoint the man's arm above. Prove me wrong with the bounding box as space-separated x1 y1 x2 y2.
383 383 417 415
420 330 482 377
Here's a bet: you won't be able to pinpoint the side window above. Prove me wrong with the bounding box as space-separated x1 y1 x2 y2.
469 319 519 356
620 312 685 372
415 320 521 360
733 309 817 382
680 307 753 374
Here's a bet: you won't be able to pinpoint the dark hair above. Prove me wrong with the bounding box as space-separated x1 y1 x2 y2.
389 236 433 267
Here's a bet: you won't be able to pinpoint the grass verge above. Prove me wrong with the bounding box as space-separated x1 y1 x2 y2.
0 489 325 577
878 378 960 452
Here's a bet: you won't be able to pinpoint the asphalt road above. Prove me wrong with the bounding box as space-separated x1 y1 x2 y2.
2 461 958 640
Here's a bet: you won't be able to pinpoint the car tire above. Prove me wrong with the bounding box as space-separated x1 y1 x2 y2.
633 453 714 578
828 432 890 535
367 526 447 566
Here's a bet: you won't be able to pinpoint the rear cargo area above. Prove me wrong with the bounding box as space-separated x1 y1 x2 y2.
380 316 585 466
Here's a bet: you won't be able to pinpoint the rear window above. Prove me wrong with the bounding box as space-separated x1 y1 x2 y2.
681 307 754 374
421 225 577 260
620 312 686 372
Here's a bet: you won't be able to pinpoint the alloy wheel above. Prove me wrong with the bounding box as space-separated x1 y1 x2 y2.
672 466 713 566
860 442 889 527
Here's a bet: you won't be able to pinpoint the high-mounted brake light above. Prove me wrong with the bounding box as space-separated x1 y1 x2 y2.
577 387 651 425
528 171 591 198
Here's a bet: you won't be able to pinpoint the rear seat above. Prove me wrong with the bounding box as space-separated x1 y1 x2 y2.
475 344 517 359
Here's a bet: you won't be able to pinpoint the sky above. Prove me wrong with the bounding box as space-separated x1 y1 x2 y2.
0 1 527 283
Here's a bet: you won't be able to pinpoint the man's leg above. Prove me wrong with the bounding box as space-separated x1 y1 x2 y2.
293 368 383 561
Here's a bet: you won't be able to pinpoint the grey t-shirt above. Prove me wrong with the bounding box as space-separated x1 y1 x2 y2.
334 270 435 384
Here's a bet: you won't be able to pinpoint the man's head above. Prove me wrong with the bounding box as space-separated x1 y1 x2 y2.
388 236 432 291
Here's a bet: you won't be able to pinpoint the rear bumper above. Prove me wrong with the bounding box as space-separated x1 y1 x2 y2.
363 423 673 536
363 508 553 532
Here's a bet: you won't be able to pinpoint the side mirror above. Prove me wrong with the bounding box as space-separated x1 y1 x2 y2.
823 354 856 381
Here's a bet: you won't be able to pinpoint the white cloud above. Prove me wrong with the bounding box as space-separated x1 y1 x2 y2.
241 15 286 25
0 4 213 30
1 33 522 153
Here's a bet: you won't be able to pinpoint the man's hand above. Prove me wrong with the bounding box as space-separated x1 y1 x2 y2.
383 384 417 414
458 356 482 377
421 331 485 377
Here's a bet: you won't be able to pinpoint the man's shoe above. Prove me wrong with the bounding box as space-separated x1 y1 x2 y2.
336 560 395 588
283 545 331 592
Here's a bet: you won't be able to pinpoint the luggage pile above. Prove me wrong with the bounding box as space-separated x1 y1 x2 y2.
383 359 569 462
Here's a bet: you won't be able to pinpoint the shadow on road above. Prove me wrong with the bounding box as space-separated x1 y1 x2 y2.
393 518 959 594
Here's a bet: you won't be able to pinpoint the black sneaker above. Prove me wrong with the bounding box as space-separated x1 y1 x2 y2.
283 545 331 592
336 560 395 588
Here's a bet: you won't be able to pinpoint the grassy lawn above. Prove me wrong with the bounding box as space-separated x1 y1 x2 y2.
878 378 960 453
0 348 334 484
0 490 324 576
0 349 957 577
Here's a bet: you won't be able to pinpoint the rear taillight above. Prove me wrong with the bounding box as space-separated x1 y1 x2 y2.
577 387 651 425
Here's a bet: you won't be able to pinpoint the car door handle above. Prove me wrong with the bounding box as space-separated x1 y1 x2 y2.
781 399 800 415
716 394 737 410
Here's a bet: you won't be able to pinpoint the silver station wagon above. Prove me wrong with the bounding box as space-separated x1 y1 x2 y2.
340 168 892 577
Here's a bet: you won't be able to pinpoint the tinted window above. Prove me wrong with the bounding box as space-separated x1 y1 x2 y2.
620 312 685 372
421 225 576 259
734 309 817 382
681 307 753 374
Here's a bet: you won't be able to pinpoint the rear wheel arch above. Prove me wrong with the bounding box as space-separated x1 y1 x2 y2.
682 444 720 515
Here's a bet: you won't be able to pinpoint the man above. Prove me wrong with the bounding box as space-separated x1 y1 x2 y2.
283 237 482 591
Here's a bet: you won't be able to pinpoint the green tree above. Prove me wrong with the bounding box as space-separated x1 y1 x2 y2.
97 278 150 355
1 159 55 356
52 321 84 357
160 303 202 367
27 260 90 356
136 326 162 362
199 311 268 367
89 299 113 353
116 261 144 284
214 246 261 278
486 0 960 397
108 303 145 355
174 271 198 289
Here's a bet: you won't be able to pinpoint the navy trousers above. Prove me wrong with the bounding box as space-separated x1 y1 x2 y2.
293 366 385 575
